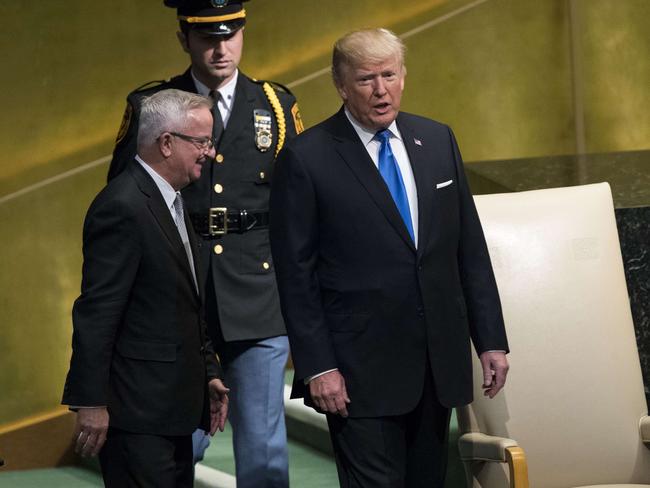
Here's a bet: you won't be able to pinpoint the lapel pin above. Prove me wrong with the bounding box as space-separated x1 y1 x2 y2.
414 138 422 146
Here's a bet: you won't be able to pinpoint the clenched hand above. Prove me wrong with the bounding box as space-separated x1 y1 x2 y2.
74 407 109 457
309 370 351 417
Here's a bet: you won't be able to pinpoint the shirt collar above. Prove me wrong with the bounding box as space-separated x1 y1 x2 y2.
191 69 238 113
344 107 401 148
135 155 178 211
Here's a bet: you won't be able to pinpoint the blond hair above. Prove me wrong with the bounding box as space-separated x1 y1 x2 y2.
332 28 406 86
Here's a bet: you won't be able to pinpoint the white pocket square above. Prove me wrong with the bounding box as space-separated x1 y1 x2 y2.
436 179 453 189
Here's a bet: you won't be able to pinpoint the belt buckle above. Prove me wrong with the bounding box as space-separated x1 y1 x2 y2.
208 207 228 235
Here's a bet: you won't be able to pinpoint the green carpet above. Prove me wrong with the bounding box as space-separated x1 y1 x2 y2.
200 422 340 487
0 466 102 488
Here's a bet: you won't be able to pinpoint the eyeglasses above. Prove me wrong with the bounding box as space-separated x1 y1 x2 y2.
169 132 214 150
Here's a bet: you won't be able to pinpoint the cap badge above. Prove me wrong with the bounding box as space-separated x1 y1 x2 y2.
211 0 228 7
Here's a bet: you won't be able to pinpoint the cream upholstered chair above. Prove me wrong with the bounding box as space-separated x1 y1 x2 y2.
456 183 650 488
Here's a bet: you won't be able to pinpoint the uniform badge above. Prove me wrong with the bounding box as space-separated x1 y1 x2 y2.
291 102 305 134
211 0 228 7
115 102 133 145
253 109 273 152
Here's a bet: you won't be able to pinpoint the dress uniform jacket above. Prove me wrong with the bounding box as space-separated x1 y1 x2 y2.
108 68 302 342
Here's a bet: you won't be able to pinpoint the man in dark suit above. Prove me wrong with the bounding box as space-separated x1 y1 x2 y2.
62 88 229 488
107 2 302 483
270 29 510 487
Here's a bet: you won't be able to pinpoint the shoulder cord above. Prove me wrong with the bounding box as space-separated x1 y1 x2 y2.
262 82 286 158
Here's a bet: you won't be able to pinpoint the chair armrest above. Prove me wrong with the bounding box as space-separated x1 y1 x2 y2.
458 433 529 488
639 416 650 444
458 432 518 462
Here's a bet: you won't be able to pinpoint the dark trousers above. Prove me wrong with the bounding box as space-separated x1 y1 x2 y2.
99 427 194 488
327 364 451 488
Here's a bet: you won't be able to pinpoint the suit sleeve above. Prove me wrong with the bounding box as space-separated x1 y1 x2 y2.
202 318 223 380
107 97 139 182
270 145 338 381
450 127 509 355
62 196 141 406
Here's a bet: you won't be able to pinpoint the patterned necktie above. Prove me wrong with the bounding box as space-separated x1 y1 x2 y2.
209 89 224 147
173 193 198 293
375 129 415 242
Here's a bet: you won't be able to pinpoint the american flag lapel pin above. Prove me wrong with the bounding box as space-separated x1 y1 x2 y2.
414 138 422 146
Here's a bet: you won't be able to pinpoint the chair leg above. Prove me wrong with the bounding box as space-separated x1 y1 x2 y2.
505 447 529 488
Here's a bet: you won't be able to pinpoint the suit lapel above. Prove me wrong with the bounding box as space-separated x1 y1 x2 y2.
129 163 200 299
217 74 254 150
331 109 415 252
397 115 434 258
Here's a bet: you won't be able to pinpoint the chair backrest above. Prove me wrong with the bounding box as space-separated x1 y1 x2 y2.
457 183 650 487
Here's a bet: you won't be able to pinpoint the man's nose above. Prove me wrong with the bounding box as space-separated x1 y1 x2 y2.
211 39 227 55
373 78 387 96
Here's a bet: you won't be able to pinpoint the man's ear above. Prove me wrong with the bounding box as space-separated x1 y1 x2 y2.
158 133 174 158
335 82 348 101
177 30 190 54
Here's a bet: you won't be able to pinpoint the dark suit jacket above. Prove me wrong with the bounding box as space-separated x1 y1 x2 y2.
62 162 222 436
108 69 301 343
270 108 508 417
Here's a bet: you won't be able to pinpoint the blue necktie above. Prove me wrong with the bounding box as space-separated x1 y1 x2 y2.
376 129 414 242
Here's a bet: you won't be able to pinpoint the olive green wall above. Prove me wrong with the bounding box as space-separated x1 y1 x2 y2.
580 0 650 153
1 0 648 426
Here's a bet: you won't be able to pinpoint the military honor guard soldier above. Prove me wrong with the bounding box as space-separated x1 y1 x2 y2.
107 1 303 487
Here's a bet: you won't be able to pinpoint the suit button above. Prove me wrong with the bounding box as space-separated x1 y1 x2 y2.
200 346 205 353
259 171 266 180
214 244 224 255
262 262 270 270
417 307 425 318
214 184 223 194
215 154 224 163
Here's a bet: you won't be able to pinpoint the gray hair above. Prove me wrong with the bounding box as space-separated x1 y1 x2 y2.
332 28 406 86
137 89 213 148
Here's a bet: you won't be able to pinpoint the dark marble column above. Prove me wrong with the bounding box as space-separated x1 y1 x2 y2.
616 207 650 406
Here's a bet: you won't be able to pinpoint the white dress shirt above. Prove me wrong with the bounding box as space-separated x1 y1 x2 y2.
192 69 238 128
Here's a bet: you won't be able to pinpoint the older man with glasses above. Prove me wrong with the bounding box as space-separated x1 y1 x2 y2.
63 88 228 488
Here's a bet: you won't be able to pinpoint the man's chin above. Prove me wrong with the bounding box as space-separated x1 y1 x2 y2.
370 114 397 130
192 167 204 180
209 67 234 81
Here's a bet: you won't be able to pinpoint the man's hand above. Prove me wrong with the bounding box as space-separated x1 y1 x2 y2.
208 378 230 435
480 351 509 399
309 370 351 417
74 407 109 457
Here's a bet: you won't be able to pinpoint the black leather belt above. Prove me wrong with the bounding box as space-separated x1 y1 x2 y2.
190 208 269 237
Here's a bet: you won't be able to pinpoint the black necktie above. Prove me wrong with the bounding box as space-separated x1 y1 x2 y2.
209 90 224 146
